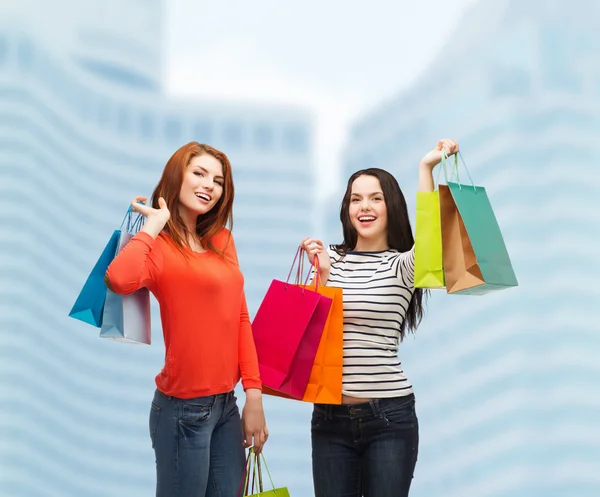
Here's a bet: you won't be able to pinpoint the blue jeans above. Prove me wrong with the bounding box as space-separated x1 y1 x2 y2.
311 394 419 497
149 389 246 497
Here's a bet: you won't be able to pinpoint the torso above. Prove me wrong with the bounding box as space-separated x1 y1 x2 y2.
325 246 416 401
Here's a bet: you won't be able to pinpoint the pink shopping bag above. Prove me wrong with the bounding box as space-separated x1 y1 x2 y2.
252 248 332 398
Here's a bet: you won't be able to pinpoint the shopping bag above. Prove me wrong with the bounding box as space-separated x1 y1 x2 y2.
440 153 518 295
99 208 151 344
414 188 445 289
263 256 344 404
300 281 343 404
252 248 332 398
69 231 121 327
240 448 290 497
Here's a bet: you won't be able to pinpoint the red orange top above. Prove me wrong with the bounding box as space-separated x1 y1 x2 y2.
105 229 262 398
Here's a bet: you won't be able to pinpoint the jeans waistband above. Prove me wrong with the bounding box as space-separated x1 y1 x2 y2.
154 389 235 404
315 393 415 418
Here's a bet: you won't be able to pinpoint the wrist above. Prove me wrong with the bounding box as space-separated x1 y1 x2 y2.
245 388 263 402
419 160 435 171
142 218 165 238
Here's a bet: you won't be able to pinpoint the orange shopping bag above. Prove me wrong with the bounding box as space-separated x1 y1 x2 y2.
263 253 344 404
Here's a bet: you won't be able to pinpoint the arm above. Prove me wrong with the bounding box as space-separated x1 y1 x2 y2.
105 231 161 294
238 295 262 391
418 138 460 192
105 196 169 294
224 232 268 453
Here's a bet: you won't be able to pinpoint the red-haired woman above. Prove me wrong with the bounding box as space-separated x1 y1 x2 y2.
105 142 268 497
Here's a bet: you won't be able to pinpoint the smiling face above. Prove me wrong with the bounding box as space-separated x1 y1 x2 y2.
348 174 388 250
178 154 224 220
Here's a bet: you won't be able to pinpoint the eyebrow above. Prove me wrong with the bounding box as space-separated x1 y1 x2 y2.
350 191 383 196
194 165 224 180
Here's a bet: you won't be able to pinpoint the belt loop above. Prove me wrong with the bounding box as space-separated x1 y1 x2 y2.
370 398 380 416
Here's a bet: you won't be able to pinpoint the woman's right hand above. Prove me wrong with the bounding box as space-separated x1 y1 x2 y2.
132 196 170 238
300 237 331 284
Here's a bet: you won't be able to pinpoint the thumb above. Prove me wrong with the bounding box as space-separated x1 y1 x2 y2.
158 197 168 210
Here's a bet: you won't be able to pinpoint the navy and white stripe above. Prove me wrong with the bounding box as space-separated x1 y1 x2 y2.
326 246 416 398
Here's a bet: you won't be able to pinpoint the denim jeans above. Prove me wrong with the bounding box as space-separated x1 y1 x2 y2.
149 389 246 497
311 394 419 497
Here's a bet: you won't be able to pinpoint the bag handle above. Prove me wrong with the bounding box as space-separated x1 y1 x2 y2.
120 202 146 234
439 149 477 192
241 448 279 496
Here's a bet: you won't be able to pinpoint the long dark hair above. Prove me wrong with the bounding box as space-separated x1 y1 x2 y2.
332 168 427 340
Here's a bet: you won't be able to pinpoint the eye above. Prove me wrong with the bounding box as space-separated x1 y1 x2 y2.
372 197 383 202
215 180 224 187
351 198 360 203
193 171 204 177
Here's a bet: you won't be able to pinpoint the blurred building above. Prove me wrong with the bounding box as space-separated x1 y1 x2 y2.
0 1 316 496
327 1 600 496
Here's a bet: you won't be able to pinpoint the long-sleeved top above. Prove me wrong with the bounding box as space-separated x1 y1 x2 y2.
105 228 262 399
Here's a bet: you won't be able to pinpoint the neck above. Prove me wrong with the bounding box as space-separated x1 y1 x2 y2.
353 235 388 252
178 206 198 238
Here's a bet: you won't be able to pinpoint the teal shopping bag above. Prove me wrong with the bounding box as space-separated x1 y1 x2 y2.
69 231 120 327
439 153 518 295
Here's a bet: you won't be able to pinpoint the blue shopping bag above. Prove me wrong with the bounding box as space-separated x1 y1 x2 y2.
100 208 151 344
69 206 143 327
69 231 120 327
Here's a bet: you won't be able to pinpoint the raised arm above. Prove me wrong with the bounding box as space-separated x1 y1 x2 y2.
418 138 460 192
105 196 169 294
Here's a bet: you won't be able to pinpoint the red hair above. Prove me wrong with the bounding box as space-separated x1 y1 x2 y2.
150 142 234 258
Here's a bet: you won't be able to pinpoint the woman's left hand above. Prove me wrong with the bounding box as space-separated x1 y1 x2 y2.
241 390 269 455
419 138 460 170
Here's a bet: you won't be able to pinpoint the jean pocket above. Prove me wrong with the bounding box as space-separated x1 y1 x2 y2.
381 398 416 427
149 402 161 448
180 404 212 427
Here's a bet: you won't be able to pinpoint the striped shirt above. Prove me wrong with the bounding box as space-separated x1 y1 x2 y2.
325 246 416 398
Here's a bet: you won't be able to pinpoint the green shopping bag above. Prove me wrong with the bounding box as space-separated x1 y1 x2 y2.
240 448 290 497
439 153 518 295
414 189 445 289
415 150 462 289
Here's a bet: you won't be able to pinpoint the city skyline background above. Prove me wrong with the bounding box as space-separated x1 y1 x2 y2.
1 1 599 496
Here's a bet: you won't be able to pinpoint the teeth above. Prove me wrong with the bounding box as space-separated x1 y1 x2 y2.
359 216 376 222
195 193 211 201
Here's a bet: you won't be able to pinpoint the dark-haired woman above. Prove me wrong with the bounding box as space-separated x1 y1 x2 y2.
300 139 460 497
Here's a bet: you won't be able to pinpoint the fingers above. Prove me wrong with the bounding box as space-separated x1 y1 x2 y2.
130 201 152 216
242 429 253 449
157 197 168 210
252 427 269 455
439 138 460 156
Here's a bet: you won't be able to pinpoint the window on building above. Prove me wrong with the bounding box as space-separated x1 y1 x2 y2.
253 124 273 151
164 118 182 144
139 112 154 139
117 106 130 135
222 122 244 149
283 125 309 155
193 120 213 144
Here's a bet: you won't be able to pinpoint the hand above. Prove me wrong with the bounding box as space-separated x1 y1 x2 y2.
241 390 269 455
131 196 170 237
419 138 460 171
300 237 331 284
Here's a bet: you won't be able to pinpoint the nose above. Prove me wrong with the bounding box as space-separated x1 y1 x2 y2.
201 177 215 191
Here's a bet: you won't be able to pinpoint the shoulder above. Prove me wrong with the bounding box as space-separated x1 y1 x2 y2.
212 227 233 249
